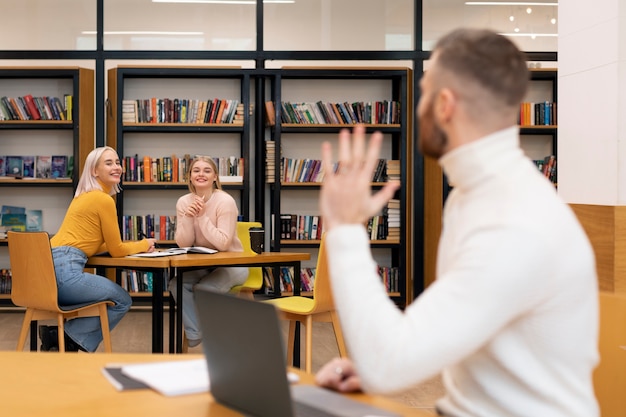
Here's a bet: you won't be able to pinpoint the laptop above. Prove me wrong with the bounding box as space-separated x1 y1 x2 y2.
193 289 400 417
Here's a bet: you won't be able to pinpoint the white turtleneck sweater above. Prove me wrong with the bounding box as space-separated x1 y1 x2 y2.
326 126 599 417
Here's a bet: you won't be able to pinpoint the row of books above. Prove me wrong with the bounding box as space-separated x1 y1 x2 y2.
378 266 400 293
277 210 399 242
1 205 43 232
121 154 244 184
0 269 12 295
519 101 557 126
122 214 177 241
278 214 324 241
0 155 72 179
279 157 394 184
119 269 169 294
260 265 399 294
366 214 391 241
0 95 71 121
122 98 244 125
386 199 401 241
265 140 279 183
270 100 402 125
533 154 557 185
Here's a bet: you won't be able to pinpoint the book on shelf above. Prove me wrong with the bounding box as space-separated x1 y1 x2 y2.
23 94 41 120
0 156 5 176
26 209 43 232
128 246 218 258
1 213 27 231
6 156 23 177
64 94 73 121
36 155 52 178
1 205 26 215
51 155 68 179
22 155 35 178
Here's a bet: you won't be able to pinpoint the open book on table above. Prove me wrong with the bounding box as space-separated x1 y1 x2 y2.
128 246 217 258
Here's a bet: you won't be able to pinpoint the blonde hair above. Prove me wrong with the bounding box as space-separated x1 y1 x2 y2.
187 156 222 194
74 146 122 197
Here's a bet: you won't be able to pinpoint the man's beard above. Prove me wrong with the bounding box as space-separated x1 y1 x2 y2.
418 101 448 159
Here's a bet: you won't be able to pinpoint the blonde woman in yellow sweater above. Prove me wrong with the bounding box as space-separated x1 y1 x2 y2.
39 146 157 352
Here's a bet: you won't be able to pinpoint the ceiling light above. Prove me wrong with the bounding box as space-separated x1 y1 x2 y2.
526 7 532 13
514 27 520 32
465 2 557 6
509 15 515 21
500 32 558 37
551 18 557 24
152 0 295 4
82 31 204 35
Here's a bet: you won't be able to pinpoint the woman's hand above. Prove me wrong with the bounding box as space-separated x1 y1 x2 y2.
145 238 157 252
185 194 206 217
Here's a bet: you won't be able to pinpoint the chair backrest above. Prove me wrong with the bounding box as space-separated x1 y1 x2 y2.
593 291 626 416
235 221 263 291
309 234 335 314
7 231 62 312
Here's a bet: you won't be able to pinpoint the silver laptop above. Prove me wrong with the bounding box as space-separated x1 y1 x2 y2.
193 289 400 417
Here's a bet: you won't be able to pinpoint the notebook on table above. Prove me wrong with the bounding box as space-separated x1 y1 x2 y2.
194 289 400 417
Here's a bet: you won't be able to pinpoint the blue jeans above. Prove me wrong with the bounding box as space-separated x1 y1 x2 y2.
51 246 132 352
168 266 248 341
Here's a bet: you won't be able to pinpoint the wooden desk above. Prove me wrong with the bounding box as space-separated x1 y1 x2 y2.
169 252 311 355
86 255 172 353
0 351 431 417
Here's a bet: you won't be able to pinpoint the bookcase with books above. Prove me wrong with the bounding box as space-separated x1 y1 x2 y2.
520 68 558 186
0 66 95 303
106 66 253 300
264 67 413 307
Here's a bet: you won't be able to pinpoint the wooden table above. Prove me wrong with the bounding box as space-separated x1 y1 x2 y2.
86 252 311 356
0 351 432 417
86 255 172 353
169 251 311 355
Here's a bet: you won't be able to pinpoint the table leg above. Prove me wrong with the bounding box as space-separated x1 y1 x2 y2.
152 270 164 353
292 261 301 368
176 267 184 353
169 291 176 353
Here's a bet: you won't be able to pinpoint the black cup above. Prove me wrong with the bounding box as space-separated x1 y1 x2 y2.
249 227 264 254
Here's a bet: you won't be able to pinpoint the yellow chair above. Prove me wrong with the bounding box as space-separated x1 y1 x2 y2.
264 234 348 372
229 221 264 299
593 291 626 417
7 231 113 353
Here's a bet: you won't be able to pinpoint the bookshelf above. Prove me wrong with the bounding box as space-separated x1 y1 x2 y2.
264 67 413 307
106 66 253 300
520 69 558 186
423 67 558 290
0 66 95 302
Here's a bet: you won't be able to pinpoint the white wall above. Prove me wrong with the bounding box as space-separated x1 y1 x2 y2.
558 0 626 204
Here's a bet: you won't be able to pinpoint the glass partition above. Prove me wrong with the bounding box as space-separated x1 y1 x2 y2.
422 0 558 52
103 0 256 50
0 0 97 50
264 0 414 51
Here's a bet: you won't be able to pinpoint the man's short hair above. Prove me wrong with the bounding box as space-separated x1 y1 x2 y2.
433 28 529 108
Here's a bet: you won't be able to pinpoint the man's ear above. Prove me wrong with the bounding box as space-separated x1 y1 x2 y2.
435 87 456 124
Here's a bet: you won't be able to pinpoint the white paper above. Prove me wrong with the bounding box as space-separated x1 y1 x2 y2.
120 358 210 396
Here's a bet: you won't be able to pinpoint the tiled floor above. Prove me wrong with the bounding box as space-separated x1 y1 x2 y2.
0 307 444 414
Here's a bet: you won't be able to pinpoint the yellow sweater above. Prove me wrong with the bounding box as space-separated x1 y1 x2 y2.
51 188 149 258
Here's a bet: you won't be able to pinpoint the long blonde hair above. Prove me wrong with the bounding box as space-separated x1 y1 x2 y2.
187 156 222 194
74 146 122 197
